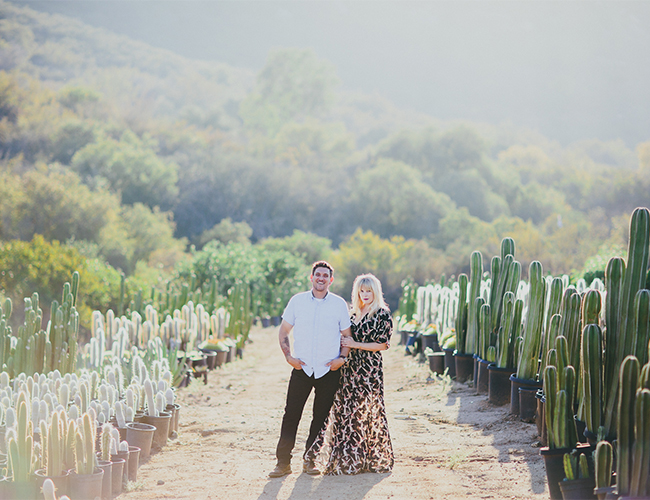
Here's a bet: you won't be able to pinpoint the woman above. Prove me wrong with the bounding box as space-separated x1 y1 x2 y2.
305 273 394 475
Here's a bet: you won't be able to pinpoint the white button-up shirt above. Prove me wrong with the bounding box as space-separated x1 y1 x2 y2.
282 291 351 379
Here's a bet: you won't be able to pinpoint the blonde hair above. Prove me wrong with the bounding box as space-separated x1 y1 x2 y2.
350 273 388 319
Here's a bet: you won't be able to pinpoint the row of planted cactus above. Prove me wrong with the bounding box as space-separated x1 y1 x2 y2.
396 207 650 498
1 273 80 379
1 352 178 488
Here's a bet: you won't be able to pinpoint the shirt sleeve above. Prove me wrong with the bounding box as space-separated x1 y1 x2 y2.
282 296 296 326
372 308 392 344
339 301 352 331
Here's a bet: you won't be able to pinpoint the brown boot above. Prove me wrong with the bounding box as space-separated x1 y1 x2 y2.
269 462 291 478
303 459 320 476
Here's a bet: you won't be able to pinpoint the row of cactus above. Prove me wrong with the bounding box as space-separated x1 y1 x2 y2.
0 273 80 378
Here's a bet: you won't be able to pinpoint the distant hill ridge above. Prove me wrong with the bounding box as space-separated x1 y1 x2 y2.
0 0 253 122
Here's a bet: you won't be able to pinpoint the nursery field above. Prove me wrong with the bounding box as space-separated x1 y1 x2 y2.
123 324 549 500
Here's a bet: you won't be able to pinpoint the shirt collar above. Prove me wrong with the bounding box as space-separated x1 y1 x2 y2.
311 291 329 300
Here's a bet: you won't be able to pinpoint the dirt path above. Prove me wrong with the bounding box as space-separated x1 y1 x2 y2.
121 325 549 500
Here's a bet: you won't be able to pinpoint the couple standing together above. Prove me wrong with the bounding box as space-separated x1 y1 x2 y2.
269 260 394 478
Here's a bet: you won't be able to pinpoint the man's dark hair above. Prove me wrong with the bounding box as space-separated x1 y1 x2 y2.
311 260 334 277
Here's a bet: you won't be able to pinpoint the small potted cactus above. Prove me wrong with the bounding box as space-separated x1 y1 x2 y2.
68 413 103 500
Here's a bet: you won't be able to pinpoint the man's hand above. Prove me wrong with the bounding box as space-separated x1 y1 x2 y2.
326 357 346 371
286 355 306 370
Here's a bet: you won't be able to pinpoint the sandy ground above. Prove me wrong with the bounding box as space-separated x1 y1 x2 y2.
120 325 550 500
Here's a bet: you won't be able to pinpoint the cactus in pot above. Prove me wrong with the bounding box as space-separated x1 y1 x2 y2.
628 386 650 497
44 409 65 477
517 261 546 381
100 424 114 462
74 412 97 475
594 440 613 489
581 324 603 437
616 355 640 497
455 274 469 354
144 379 157 417
466 251 483 355
6 398 36 482
604 208 650 439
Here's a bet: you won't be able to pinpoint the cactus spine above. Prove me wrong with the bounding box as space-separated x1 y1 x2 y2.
629 387 650 497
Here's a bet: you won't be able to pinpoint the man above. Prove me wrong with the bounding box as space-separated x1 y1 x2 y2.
269 261 352 478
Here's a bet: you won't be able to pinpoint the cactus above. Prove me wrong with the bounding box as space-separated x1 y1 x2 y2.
144 379 157 417
628 387 650 496
605 208 650 439
633 289 650 368
100 423 113 462
616 355 640 497
478 302 491 361
581 324 603 436
45 409 65 477
544 365 558 448
74 412 96 475
516 261 546 380
7 398 34 482
594 440 613 488
539 278 564 381
563 452 590 481
455 273 469 353
466 251 483 355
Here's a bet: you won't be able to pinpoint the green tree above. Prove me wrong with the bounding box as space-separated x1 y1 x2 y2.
352 159 453 239
71 129 179 208
240 48 340 135
198 217 253 248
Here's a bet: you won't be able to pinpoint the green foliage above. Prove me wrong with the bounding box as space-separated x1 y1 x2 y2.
198 218 253 248
0 235 121 328
71 129 179 208
240 48 340 135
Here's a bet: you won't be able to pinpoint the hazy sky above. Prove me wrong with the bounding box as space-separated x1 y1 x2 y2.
20 0 650 146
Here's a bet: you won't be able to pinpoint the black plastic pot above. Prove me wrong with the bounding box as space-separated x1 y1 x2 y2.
540 446 573 500
443 348 456 379
558 477 596 500
510 374 542 416
454 351 474 383
427 352 445 375
487 364 515 406
519 387 538 422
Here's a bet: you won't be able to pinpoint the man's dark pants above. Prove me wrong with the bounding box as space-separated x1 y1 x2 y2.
275 368 340 465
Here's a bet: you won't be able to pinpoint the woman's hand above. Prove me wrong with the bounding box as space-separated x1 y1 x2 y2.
341 336 356 349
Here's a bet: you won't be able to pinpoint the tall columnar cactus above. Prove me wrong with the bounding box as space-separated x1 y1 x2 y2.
455 273 469 353
478 302 491 361
540 278 565 381
581 324 603 436
616 355 640 497
629 387 650 497
559 287 581 381
466 251 483 355
595 440 613 489
516 261 546 380
44 409 65 477
633 289 650 368
7 397 35 482
75 412 96 475
100 423 113 462
605 208 650 439
544 364 558 447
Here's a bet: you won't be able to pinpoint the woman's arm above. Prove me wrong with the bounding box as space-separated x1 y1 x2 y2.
341 336 388 352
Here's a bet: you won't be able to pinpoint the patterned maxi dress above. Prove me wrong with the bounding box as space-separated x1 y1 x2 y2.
305 307 394 475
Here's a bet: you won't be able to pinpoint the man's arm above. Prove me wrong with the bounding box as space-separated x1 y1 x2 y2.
279 319 305 370
327 326 352 370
